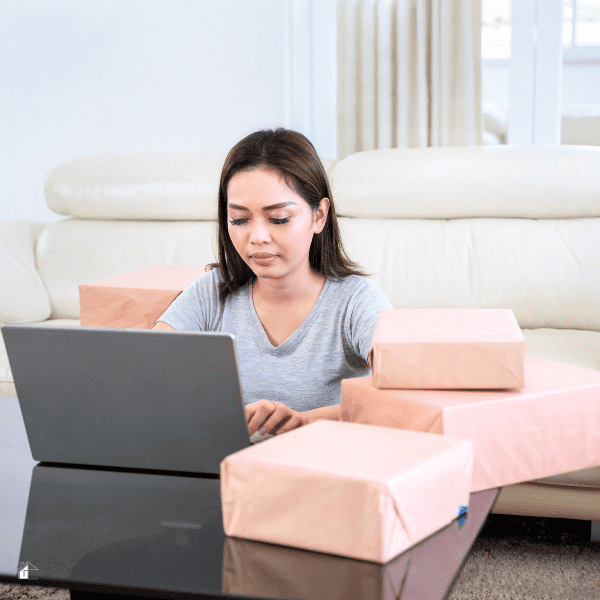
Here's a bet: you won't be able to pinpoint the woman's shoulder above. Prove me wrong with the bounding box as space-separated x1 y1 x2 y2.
328 274 393 310
329 274 381 294
178 267 222 307
190 266 222 288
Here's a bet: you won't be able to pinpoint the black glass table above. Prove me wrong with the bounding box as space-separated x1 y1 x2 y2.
0 397 498 599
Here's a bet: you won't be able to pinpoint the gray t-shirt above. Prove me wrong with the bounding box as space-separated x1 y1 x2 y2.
157 268 393 411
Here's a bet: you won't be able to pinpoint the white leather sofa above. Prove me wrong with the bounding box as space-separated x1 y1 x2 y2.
1 145 599 525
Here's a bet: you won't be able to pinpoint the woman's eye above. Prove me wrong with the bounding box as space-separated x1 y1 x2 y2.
228 217 289 226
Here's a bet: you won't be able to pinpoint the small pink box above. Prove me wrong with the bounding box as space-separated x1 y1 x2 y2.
79 266 205 329
341 356 600 492
369 309 525 389
220 420 473 564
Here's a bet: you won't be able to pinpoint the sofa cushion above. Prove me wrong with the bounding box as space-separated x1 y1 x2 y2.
338 217 600 331
0 220 51 324
45 152 227 221
522 328 600 372
45 152 337 221
331 146 600 219
36 219 218 319
0 318 80 399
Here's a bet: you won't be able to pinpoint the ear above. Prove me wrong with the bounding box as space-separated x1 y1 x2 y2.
313 197 330 234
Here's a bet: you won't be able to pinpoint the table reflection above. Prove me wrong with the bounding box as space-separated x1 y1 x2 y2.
12 463 496 599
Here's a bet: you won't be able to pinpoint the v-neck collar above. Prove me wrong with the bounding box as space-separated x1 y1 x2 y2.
247 277 331 354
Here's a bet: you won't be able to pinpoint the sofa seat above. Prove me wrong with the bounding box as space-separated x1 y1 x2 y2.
2 146 599 523
522 328 600 372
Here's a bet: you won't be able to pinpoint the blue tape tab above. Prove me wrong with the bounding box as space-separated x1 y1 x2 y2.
457 504 468 529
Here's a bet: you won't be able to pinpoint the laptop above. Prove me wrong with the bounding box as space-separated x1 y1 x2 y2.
1 325 266 476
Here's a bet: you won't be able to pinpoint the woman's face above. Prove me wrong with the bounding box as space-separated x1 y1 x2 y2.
226 166 329 282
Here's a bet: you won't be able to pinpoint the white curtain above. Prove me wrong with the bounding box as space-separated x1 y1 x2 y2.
337 0 482 158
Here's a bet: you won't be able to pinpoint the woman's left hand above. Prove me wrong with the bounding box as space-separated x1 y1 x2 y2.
245 400 309 436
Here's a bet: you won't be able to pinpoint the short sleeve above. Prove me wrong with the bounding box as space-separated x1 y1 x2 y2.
156 268 221 331
344 278 393 362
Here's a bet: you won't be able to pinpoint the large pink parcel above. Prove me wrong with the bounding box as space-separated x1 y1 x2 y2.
220 420 473 564
342 356 600 492
369 309 525 389
79 266 205 329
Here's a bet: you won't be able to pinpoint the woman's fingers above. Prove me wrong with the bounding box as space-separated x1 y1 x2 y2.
246 399 277 435
245 400 305 436
254 402 287 434
271 413 304 435
257 403 305 435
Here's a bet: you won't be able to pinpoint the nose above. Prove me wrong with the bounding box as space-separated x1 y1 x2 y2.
248 219 272 245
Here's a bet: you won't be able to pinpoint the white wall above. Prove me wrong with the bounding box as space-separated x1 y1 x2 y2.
0 0 289 222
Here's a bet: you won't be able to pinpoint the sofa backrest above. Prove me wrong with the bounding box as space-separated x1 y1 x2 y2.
39 146 600 331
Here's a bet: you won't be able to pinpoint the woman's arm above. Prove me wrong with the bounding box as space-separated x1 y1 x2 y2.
303 403 341 424
152 322 175 331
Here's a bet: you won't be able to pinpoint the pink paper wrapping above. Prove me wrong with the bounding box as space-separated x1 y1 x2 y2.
342 356 600 492
79 266 205 329
369 309 525 389
220 420 473 564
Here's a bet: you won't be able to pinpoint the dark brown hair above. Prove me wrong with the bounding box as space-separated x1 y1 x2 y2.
206 128 368 307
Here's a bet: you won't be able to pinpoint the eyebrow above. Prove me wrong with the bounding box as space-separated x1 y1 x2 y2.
227 201 297 212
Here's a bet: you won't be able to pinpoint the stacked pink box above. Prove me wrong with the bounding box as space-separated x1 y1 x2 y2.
342 309 600 492
368 309 525 390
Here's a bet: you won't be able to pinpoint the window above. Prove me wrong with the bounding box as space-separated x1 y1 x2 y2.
563 0 600 61
482 1 511 60
482 0 600 146
482 0 600 62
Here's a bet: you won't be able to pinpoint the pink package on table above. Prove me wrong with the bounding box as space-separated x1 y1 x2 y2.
341 356 600 492
79 266 205 329
369 309 525 389
220 420 473 564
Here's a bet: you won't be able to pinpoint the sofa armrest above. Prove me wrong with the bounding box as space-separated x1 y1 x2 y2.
0 219 52 323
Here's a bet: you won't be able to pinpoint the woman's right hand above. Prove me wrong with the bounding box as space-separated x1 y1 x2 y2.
245 399 308 436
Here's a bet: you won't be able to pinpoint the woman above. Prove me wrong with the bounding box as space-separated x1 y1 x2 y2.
153 128 392 436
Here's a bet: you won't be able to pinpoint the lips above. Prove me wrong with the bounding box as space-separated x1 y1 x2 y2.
251 252 277 259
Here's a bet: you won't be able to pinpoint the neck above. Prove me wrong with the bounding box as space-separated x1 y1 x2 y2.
252 267 325 305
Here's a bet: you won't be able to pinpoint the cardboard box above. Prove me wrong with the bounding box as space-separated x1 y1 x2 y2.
220 420 473 564
79 266 205 329
369 309 525 389
342 356 600 492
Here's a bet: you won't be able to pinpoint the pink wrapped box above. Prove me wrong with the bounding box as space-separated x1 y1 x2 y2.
369 309 525 389
342 356 600 492
79 266 205 329
222 490 497 600
220 420 473 564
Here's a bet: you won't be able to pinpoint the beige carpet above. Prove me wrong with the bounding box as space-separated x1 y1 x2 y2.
2 516 599 600
449 514 600 600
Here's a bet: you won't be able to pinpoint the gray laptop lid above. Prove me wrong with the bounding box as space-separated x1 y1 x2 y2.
1 325 251 475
